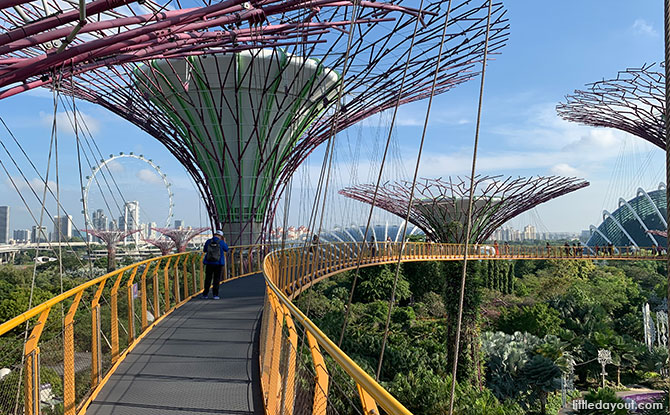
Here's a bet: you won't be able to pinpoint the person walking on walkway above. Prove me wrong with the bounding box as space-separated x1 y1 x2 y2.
202 230 229 299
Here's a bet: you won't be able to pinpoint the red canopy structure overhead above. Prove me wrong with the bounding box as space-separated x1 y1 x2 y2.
557 63 665 149
340 175 590 244
1 0 509 245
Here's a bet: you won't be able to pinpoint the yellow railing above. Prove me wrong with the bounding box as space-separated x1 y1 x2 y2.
259 241 664 415
0 240 660 415
0 244 266 415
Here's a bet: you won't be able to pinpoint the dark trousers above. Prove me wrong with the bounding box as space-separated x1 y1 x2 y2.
203 264 223 296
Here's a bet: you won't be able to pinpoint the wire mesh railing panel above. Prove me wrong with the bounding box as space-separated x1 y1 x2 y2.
0 248 233 415
261 240 667 415
0 335 25 415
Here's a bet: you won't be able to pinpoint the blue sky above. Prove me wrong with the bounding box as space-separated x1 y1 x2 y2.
0 1 666 235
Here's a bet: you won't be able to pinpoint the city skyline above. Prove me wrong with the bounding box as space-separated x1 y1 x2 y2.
0 1 665 237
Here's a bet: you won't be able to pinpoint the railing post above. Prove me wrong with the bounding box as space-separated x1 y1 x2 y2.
163 257 172 311
64 292 83 415
91 281 106 389
200 253 205 288
173 256 181 304
182 255 189 299
141 262 149 331
126 266 141 346
357 384 380 415
281 304 298 415
192 254 198 296
307 331 329 415
261 290 275 401
223 251 229 282
24 308 50 415
153 259 161 319
110 270 125 365
267 293 285 415
240 249 244 276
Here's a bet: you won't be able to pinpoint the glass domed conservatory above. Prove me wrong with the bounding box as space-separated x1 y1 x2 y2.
586 184 667 249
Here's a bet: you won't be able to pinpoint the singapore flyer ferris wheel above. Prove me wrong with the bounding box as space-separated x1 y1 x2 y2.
82 152 174 231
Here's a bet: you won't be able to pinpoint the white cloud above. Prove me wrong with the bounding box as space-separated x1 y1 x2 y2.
632 18 657 37
105 161 124 173
550 163 580 176
136 169 163 185
39 110 101 136
5 176 57 193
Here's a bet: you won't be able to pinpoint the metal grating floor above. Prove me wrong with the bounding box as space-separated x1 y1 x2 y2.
85 273 266 415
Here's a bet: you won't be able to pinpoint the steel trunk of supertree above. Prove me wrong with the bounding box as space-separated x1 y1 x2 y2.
42 0 508 245
340 175 590 243
85 229 141 271
134 51 339 244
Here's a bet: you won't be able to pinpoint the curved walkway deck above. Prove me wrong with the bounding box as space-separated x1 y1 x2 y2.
85 273 266 415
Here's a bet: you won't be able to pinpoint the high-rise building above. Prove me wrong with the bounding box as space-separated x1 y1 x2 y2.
92 209 107 230
52 215 73 241
174 220 183 229
146 222 157 239
109 219 118 231
523 225 536 241
31 225 47 243
13 229 29 243
0 206 8 244
123 201 140 245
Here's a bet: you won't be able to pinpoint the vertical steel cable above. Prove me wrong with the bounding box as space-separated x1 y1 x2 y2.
448 1 493 413
664 0 670 388
375 0 453 381
54 83 64 328
338 0 427 348
299 0 361 330
72 75 95 274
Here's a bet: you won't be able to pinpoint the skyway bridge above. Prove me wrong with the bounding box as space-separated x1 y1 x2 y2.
0 242 663 415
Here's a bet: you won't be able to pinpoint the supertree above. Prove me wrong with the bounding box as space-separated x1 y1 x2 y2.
143 237 176 256
340 175 590 244
0 0 509 245
152 227 208 252
556 63 665 149
341 175 588 382
85 229 141 272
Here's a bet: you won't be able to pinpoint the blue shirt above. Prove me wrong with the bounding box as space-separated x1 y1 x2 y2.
202 236 229 265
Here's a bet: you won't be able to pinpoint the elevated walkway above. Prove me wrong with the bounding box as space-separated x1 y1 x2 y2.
0 242 665 415
86 273 265 415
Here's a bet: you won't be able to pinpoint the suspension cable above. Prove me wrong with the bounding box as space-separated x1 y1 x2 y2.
338 0 427 348
299 0 361 330
53 78 66 331
448 1 493 413
376 0 454 381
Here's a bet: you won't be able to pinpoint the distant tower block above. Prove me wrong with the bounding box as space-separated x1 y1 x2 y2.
340 176 590 244
153 227 208 253
134 51 340 245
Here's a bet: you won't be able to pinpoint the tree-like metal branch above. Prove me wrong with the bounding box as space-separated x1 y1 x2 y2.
152 227 207 252
85 228 141 271
45 0 509 245
557 63 665 149
143 237 176 256
340 175 589 244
